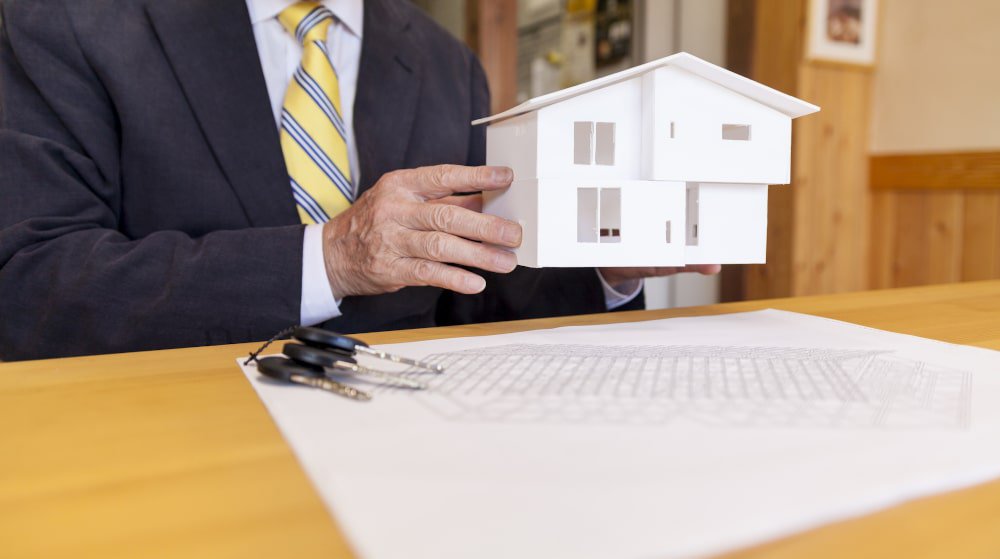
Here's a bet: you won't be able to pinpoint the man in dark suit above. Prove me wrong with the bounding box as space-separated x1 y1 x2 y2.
0 0 715 361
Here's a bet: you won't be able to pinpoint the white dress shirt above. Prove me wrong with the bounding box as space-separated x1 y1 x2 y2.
248 0 360 325
246 0 640 326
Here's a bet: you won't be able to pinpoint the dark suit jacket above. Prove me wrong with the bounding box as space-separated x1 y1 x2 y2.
0 0 642 361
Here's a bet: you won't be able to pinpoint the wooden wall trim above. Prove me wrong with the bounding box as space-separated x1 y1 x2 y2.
870 151 1000 190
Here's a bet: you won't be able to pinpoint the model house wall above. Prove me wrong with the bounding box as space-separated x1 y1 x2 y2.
535 78 643 181
643 66 792 184
483 176 541 266
533 179 686 267
484 112 539 180
683 183 768 264
478 52 819 269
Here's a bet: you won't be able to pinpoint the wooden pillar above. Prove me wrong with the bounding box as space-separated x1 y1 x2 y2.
727 0 873 299
466 0 519 114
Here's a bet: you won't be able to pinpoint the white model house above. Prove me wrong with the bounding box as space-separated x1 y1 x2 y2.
475 52 820 268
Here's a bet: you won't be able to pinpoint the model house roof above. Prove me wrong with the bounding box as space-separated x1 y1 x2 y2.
472 52 820 126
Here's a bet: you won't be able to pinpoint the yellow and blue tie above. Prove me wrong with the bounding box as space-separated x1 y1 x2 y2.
279 2 353 224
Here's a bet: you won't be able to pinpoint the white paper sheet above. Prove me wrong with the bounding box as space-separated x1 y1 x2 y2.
238 310 1000 559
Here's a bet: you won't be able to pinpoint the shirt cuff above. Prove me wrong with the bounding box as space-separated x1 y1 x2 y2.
300 224 343 326
596 269 643 310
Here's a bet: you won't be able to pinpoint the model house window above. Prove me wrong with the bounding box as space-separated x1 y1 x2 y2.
577 187 622 243
686 183 699 246
599 188 621 241
595 123 615 165
574 122 593 165
722 123 751 141
577 187 598 242
573 121 616 165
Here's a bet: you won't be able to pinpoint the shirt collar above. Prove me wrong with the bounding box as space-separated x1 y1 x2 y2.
246 0 363 38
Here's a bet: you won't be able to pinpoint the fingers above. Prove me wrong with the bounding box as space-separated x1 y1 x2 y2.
403 231 517 274
639 265 720 277
325 167 520 299
598 265 723 284
390 165 513 201
406 203 522 248
429 193 484 212
692 264 723 275
400 258 487 294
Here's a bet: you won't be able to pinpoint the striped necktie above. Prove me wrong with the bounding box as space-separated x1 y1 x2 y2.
278 2 353 224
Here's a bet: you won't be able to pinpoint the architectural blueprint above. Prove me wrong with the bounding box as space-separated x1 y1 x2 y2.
386 344 971 429
239 310 1000 559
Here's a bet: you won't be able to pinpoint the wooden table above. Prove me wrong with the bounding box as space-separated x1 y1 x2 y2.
3 281 1000 559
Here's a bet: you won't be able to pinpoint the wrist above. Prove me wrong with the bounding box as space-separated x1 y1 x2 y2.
322 218 353 300
610 278 642 294
597 268 631 291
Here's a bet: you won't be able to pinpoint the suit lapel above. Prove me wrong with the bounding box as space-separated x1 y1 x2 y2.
354 0 421 195
146 0 296 227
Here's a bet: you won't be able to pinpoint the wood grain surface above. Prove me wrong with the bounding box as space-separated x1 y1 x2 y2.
870 189 1000 289
3 281 1000 558
465 0 518 114
871 151 1000 191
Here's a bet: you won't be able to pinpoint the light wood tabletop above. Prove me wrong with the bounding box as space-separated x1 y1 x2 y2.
2 280 1000 559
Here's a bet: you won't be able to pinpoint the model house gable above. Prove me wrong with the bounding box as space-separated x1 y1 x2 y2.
642 66 793 184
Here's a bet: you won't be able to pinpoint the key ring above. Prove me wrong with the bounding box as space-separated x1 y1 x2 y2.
245 325 440 401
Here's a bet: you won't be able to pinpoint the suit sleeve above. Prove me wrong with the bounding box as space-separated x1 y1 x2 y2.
0 2 302 360
436 53 643 326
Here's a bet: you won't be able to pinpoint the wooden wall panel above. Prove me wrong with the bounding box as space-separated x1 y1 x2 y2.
892 192 930 287
869 188 1000 288
868 191 896 289
926 192 964 284
962 192 1000 280
869 149 1000 288
791 63 871 295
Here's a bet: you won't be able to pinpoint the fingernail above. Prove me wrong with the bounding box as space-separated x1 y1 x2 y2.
502 223 522 245
497 251 517 272
467 275 486 293
492 167 513 184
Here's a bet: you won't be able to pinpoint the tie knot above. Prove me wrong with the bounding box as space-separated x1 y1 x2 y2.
279 2 334 45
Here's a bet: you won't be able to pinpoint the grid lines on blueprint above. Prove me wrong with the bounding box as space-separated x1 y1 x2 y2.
386 344 972 429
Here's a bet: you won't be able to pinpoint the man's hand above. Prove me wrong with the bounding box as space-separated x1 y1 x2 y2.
599 265 722 293
322 165 522 299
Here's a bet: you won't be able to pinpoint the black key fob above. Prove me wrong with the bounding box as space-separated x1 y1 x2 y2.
283 342 357 369
256 355 324 382
293 326 362 355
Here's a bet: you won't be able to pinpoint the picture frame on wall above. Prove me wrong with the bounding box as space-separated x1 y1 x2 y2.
806 0 878 66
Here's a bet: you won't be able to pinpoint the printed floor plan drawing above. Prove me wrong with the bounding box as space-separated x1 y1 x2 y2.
238 310 1000 559
389 344 973 429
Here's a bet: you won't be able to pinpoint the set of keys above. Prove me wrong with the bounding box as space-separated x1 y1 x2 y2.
251 326 443 401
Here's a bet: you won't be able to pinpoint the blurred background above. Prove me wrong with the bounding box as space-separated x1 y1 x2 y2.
413 0 1000 309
